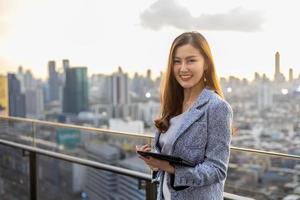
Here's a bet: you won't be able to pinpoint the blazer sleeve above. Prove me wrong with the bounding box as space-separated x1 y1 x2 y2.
151 132 162 183
172 100 233 188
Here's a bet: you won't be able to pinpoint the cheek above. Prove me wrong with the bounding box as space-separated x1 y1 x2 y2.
173 66 180 77
192 66 204 78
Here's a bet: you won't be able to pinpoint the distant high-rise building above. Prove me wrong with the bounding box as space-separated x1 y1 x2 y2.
131 73 143 97
289 68 293 82
111 66 129 105
25 81 44 119
146 69 152 80
257 78 273 110
89 74 111 104
262 73 269 81
128 101 160 127
17 66 25 93
0 75 9 116
7 73 26 117
274 52 285 82
59 59 71 106
63 67 89 114
24 70 35 91
48 61 59 101
110 66 130 118
275 52 280 77
62 59 70 72
254 72 260 81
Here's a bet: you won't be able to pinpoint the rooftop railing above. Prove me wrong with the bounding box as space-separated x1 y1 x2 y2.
1 115 299 200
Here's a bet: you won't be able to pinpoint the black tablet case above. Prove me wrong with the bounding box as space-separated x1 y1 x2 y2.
137 151 195 167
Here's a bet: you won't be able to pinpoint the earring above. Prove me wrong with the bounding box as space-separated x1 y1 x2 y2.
204 70 207 83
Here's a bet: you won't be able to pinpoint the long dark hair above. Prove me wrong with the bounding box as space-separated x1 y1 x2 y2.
154 31 224 133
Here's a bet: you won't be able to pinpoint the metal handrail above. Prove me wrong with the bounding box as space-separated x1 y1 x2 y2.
0 136 253 200
0 115 152 139
0 138 156 200
0 116 287 200
1 115 299 161
0 138 151 180
231 146 300 160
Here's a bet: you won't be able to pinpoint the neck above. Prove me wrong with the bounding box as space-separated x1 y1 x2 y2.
182 81 205 112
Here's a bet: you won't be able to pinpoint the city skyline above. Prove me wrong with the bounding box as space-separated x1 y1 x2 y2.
1 51 299 82
1 0 300 80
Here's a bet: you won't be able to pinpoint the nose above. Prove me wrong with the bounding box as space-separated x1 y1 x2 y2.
179 62 188 72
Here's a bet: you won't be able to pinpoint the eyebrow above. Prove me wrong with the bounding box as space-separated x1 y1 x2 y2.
174 55 198 59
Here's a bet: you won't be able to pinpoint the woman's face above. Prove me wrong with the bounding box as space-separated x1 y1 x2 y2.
173 44 206 89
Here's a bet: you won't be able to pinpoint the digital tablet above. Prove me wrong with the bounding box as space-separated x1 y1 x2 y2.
137 151 195 167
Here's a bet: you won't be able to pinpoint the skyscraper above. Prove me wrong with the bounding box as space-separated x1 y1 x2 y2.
62 59 70 72
146 69 152 80
48 60 59 102
257 76 273 111
274 52 285 82
254 72 260 82
16 66 25 93
25 82 44 119
111 67 130 105
0 75 9 116
110 67 130 118
289 68 293 82
275 52 280 78
7 73 26 117
24 70 35 91
63 67 89 114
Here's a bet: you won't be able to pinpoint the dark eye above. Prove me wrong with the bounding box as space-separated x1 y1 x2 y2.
174 60 180 64
188 59 196 63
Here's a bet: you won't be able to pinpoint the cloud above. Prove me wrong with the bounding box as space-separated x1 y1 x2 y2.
140 0 264 32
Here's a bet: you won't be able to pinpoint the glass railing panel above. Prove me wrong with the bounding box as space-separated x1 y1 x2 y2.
37 155 148 200
225 149 300 200
4 117 300 200
34 123 152 174
0 119 33 146
0 144 29 200
230 127 300 156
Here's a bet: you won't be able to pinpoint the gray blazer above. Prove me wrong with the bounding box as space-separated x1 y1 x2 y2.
152 88 233 200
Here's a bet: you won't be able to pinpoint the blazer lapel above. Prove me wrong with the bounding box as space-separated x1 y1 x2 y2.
154 130 161 153
171 88 213 151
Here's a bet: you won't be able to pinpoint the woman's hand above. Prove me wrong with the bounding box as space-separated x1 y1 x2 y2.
136 144 175 174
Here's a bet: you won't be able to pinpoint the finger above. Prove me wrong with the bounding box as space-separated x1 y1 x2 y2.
141 144 150 151
143 147 151 152
136 144 147 152
138 156 155 168
136 144 145 151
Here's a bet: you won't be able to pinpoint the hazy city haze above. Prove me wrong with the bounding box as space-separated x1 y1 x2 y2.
0 0 300 80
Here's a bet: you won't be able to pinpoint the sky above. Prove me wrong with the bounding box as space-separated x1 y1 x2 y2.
0 0 300 81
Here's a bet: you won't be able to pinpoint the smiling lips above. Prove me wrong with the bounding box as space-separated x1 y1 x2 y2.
179 74 193 81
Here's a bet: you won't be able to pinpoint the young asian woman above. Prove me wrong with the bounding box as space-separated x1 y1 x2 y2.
136 31 233 200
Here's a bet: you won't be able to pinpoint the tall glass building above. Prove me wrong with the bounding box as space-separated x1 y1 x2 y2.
7 73 26 117
63 67 89 114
